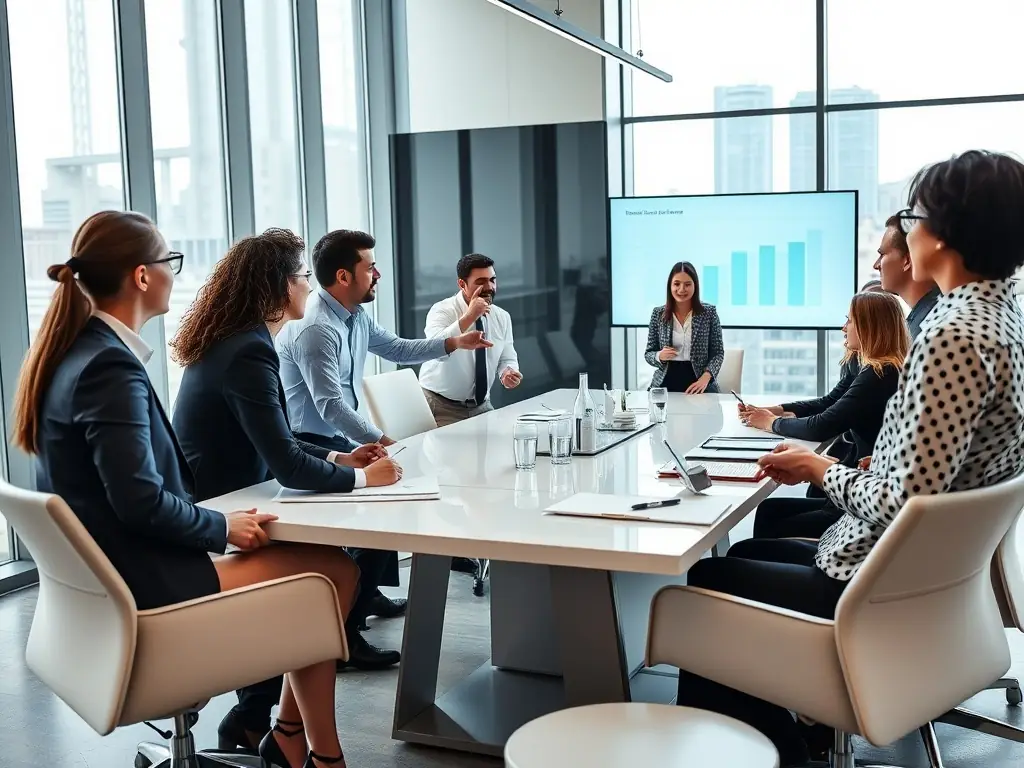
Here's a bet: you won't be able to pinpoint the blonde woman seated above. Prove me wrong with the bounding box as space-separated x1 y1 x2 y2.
738 292 909 539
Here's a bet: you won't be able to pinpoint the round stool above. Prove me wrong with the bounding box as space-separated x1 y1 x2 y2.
504 703 779 768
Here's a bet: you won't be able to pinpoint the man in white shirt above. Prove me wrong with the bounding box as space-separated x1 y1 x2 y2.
419 254 522 426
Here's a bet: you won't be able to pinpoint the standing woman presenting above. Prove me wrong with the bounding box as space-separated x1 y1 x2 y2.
645 261 724 393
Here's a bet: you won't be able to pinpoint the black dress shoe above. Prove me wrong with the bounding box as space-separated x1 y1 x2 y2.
368 591 407 619
337 631 401 671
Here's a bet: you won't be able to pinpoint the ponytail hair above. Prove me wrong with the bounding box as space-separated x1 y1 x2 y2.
13 211 165 454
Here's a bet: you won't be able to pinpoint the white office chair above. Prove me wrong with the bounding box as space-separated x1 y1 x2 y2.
648 473 1024 768
363 368 437 442
0 478 348 768
716 348 744 393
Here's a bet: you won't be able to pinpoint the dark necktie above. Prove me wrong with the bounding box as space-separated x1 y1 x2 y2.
345 314 359 410
474 317 487 405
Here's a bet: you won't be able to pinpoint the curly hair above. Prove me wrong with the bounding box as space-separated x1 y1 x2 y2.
171 228 305 367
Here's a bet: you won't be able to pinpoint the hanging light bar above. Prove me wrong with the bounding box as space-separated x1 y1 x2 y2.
484 0 672 83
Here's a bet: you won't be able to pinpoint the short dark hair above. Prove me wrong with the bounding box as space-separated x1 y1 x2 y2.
312 229 375 286
457 253 494 281
882 214 910 256
907 150 1024 280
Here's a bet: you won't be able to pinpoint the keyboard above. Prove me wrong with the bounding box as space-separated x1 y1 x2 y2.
659 461 760 482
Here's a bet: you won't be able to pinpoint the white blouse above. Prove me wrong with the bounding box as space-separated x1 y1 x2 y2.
817 279 1024 581
671 312 693 361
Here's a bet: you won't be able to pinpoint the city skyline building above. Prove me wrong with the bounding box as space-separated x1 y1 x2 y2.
713 85 773 194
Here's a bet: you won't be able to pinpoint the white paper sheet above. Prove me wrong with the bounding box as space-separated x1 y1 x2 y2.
544 492 734 525
274 475 441 503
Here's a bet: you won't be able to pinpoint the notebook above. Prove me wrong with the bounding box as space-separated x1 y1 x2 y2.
544 492 734 525
274 475 441 503
659 461 761 482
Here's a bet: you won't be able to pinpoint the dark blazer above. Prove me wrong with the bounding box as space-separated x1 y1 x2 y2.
173 324 355 502
774 362 900 460
35 318 226 610
644 304 724 390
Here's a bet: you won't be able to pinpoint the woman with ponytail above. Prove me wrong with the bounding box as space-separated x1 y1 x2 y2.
14 211 361 768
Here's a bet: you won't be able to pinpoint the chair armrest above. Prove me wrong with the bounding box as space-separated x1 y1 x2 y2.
646 585 858 734
119 573 346 725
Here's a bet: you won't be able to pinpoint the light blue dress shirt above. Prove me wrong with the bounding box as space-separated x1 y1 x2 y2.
276 289 449 443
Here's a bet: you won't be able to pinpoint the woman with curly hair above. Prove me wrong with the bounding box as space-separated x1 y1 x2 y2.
171 228 400 768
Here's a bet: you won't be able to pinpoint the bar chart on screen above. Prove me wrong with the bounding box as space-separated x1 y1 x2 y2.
701 230 824 309
609 191 858 329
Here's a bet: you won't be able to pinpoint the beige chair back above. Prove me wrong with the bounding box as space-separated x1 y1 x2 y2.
364 368 437 440
992 503 1024 631
835 472 1024 746
0 479 136 735
717 349 744 393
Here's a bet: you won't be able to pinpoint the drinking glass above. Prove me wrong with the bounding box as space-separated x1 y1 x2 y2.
548 416 573 465
513 420 539 470
650 387 668 423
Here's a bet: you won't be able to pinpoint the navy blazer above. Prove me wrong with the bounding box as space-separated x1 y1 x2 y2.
173 324 356 502
35 318 226 610
644 304 725 389
775 362 900 461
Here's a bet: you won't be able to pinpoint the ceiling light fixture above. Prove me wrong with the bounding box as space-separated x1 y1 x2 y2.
484 0 672 83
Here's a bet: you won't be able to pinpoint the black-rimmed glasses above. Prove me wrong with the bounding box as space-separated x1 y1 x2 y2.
151 251 184 275
291 270 313 281
895 208 927 235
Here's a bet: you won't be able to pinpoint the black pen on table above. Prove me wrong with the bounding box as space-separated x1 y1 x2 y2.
390 445 406 458
730 390 746 408
630 498 682 511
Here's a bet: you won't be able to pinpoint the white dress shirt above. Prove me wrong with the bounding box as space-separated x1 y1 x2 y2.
418 292 519 403
671 312 693 361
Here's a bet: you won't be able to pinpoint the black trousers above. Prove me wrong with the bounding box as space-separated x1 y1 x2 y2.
293 431 400 623
231 433 402 732
660 361 720 393
752 497 843 540
677 539 847 767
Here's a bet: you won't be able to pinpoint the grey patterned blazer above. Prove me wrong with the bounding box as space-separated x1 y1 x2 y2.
644 304 724 390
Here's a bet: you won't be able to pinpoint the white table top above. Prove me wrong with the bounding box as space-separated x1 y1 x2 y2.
201 391 820 575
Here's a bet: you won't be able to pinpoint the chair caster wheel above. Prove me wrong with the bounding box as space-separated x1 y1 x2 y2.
1007 686 1022 706
473 578 485 597
135 753 153 768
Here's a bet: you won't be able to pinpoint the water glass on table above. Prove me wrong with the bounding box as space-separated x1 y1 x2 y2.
548 416 573 465
649 387 668 423
513 420 539 470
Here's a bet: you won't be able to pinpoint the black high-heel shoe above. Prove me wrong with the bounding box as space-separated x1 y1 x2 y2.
304 750 346 768
217 707 264 753
258 718 305 768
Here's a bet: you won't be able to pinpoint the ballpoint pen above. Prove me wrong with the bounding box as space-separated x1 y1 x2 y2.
630 498 682 511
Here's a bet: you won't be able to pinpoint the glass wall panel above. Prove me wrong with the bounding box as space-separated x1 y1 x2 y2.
146 0 230 404
9 0 125 341
629 0 816 117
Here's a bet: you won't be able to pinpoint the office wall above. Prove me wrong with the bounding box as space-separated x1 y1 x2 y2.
396 0 605 133
392 121 610 407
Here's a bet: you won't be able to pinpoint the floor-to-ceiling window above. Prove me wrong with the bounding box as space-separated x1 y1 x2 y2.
625 0 1024 395
0 0 371 585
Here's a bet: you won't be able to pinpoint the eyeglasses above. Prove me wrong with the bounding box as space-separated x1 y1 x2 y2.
291 270 313 281
151 252 184 275
895 208 927 235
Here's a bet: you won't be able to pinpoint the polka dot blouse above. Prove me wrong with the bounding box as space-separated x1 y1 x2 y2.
817 279 1024 581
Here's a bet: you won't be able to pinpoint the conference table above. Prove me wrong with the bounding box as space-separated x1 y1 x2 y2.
202 390 824 757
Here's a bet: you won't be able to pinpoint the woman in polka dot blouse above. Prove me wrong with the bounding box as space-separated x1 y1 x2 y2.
675 150 1024 768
